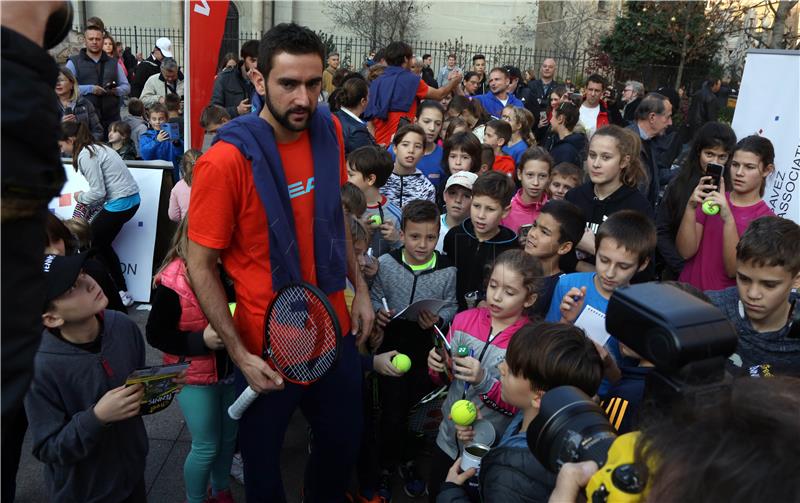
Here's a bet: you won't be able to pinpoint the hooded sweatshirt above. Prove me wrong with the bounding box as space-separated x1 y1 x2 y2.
547 131 587 167
443 218 519 311
502 190 549 236
24 310 148 502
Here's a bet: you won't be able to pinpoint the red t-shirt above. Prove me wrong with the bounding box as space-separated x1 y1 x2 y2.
373 80 430 146
493 154 516 176
188 118 351 356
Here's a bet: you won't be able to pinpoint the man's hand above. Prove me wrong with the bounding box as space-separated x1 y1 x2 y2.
445 457 476 486
238 352 284 393
236 98 251 116
350 287 375 346
94 384 144 424
548 461 599 503
91 85 106 96
61 114 77 123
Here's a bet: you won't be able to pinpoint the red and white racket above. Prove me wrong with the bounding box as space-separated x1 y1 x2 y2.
228 282 341 419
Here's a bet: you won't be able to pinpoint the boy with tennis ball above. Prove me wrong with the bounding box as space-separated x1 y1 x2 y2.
370 200 458 499
26 254 150 502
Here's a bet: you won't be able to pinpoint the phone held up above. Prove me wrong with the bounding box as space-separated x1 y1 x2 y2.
705 162 724 191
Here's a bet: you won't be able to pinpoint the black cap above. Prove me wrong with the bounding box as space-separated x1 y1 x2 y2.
43 254 89 303
503 65 522 82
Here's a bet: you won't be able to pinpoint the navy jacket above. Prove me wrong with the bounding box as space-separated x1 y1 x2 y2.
334 109 376 154
546 131 587 167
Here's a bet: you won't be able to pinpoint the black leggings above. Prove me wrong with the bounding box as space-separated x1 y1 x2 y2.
91 204 139 292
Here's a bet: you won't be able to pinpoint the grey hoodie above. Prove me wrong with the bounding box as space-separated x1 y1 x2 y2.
24 310 148 502
122 114 148 155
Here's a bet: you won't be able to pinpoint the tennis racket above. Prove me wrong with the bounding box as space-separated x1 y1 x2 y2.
228 282 341 420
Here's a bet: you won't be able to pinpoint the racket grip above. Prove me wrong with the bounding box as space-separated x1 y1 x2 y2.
228 386 259 420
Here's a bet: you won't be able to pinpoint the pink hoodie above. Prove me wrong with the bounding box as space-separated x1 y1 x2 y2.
501 189 548 235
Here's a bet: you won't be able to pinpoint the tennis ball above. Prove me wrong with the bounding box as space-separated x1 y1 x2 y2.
369 214 382 226
392 353 412 373
228 302 237 315
702 200 720 216
451 400 477 426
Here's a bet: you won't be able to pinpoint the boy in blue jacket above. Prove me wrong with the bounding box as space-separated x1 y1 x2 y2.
140 102 183 183
26 254 148 502
438 322 603 503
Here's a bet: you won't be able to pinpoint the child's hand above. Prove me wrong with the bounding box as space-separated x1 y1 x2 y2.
418 309 439 330
203 324 224 350
373 350 403 377
454 423 476 443
705 178 732 221
593 342 621 384
156 130 169 143
688 176 716 209
376 308 395 329
428 347 445 373
445 458 476 486
453 355 484 384
369 326 384 352
363 255 379 278
93 384 144 424
62 114 77 123
560 286 586 324
379 220 400 242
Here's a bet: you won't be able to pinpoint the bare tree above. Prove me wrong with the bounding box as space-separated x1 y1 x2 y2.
323 0 431 49
741 0 800 49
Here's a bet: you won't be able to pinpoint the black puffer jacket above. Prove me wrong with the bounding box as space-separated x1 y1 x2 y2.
211 63 254 118
131 54 160 98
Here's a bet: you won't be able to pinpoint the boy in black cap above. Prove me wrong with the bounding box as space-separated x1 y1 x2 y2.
25 254 149 502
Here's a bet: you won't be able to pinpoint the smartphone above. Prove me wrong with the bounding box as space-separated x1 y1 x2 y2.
163 122 180 140
706 162 724 190
63 107 74 116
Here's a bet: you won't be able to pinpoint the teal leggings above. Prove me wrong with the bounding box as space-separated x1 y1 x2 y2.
177 382 238 503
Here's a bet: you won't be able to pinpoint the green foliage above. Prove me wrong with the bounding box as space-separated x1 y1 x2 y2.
601 1 727 73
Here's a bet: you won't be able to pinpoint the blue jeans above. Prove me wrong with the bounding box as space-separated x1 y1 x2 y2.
237 335 363 503
177 382 238 503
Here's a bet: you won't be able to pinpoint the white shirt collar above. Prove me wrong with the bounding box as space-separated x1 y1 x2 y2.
340 107 365 125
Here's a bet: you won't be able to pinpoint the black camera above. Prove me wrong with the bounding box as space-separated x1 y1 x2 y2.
527 283 738 497
103 80 117 90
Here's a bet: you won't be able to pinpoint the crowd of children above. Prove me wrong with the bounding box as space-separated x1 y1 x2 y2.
22 43 800 503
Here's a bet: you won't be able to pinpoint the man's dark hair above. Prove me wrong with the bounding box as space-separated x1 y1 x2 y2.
448 53 457 60
539 200 585 246
199 104 231 129
554 101 580 130
241 40 259 60
586 73 606 87
506 321 603 396
373 48 385 63
486 119 512 145
127 98 145 118
472 54 486 63
422 53 432 60
401 200 440 230
384 41 413 67
257 23 325 79
86 17 105 32
595 209 656 265
347 145 394 188
84 25 103 36
472 171 515 207
737 216 800 275
634 92 669 121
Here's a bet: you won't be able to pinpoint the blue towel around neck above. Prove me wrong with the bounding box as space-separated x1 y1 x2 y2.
363 65 422 121
212 107 346 295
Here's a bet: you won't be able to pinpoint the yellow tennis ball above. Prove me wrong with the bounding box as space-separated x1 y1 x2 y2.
392 353 412 373
369 214 382 226
451 400 477 426
228 302 237 315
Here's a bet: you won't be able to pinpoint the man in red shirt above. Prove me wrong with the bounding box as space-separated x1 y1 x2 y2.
186 24 374 502
365 41 462 146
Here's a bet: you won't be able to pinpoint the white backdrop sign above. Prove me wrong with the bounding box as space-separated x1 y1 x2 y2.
49 163 165 302
731 49 800 224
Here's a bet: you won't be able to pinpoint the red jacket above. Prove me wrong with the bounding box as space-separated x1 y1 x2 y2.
156 259 219 385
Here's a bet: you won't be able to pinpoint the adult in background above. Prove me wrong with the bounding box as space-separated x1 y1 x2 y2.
211 39 258 119
186 23 374 502
505 65 537 115
472 53 488 95
322 51 340 96
139 57 184 108
578 73 623 137
2 3 72 500
131 37 172 98
365 41 461 146
56 66 103 140
627 92 673 208
421 53 437 88
686 77 721 140
474 66 524 119
437 53 461 88
461 71 481 97
620 80 644 126
528 57 559 118
66 24 130 132
334 74 376 154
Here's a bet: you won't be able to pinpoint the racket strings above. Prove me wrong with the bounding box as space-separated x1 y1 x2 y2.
268 287 338 382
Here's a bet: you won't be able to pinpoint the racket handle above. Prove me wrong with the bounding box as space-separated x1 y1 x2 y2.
228 386 259 420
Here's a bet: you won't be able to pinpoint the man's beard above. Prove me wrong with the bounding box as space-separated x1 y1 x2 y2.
265 90 313 132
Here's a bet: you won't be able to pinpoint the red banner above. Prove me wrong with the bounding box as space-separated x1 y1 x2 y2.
188 0 229 150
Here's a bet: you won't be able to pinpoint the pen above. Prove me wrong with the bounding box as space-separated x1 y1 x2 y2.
381 297 390 313
367 247 373 258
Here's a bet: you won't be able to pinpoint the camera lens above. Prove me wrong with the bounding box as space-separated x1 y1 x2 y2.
526 386 617 472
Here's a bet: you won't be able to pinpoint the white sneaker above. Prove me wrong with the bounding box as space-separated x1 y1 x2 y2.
119 290 134 307
230 452 245 484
